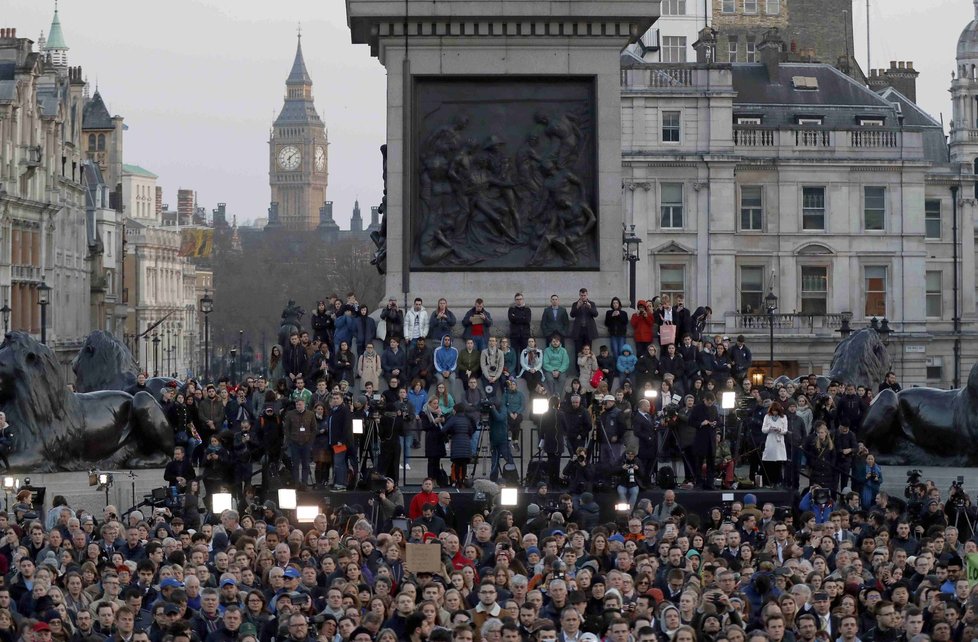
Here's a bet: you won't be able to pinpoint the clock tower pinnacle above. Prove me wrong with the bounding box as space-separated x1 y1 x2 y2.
268 32 328 232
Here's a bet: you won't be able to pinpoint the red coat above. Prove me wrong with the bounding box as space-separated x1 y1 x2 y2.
408 490 439 519
630 302 655 343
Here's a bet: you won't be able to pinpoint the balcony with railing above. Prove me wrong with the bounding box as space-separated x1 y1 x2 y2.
723 312 848 335
732 126 908 160
621 64 730 92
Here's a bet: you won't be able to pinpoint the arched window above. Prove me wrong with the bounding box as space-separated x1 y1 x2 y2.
97 134 106 151
88 134 96 151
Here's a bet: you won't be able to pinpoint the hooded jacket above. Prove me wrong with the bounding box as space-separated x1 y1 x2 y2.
616 345 638 374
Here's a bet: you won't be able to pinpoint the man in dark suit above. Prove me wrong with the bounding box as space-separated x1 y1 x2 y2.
632 399 658 483
540 294 571 343
435 491 458 532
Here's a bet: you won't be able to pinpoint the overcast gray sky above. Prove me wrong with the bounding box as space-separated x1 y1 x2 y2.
9 0 973 228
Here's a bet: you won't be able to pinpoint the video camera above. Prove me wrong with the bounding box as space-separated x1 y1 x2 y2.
479 399 494 415
367 393 385 413
812 487 830 507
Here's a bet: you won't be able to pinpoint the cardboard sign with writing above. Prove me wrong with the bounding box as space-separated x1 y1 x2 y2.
405 543 442 575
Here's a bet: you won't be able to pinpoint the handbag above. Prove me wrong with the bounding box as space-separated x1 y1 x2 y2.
660 323 677 345
589 369 604 389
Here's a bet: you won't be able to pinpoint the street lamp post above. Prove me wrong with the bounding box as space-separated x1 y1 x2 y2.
230 347 238 385
837 312 853 340
622 224 642 309
143 333 149 373
166 328 173 376
765 290 778 379
0 301 10 335
152 332 160 377
37 279 51 345
200 290 213 384
238 330 244 377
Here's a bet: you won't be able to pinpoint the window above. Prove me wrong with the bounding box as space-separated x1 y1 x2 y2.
925 199 941 239
662 0 687 14
801 266 828 315
97 134 106 151
744 0 758 13
660 265 686 301
864 187 885 231
740 186 763 230
796 116 823 125
736 116 762 125
661 36 688 62
728 37 738 62
802 187 825 230
660 183 684 228
746 38 757 63
926 357 944 381
662 111 681 143
864 266 887 318
740 266 765 313
722 0 736 13
926 270 942 318
88 134 96 151
765 0 781 14
859 118 884 126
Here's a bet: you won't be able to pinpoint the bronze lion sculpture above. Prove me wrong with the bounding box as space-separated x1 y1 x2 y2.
0 332 173 471
775 329 891 392
71 330 139 392
863 362 978 465
72 330 182 396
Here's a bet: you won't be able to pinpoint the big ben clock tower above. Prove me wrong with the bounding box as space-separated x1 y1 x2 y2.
268 32 328 231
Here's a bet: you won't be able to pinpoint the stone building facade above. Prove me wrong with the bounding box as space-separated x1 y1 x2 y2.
619 25 977 388
0 20 92 373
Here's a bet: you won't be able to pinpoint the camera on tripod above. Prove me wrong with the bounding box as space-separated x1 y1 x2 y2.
905 469 923 500
367 393 385 412
479 399 494 414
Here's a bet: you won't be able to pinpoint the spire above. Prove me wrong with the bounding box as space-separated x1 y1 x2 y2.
45 1 68 51
287 32 312 85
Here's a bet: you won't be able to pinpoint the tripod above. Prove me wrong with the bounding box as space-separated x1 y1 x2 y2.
358 415 380 479
657 423 697 485
471 415 491 477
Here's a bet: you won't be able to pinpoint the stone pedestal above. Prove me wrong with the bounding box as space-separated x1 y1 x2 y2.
347 1 655 308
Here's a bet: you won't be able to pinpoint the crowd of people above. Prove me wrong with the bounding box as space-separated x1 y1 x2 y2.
155 289 903 506
0 290 972 642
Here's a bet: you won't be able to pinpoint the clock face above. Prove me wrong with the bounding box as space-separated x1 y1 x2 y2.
278 145 301 171
314 146 326 172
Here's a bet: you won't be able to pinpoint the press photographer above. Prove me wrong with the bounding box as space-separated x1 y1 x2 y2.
616 447 646 509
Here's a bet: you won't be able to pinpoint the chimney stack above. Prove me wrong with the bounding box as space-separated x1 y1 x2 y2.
758 28 784 84
884 60 920 102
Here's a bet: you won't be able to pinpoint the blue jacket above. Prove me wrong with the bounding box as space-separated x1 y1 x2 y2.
442 414 475 459
333 313 354 348
434 346 459 374
616 345 637 374
799 491 834 523
407 389 428 416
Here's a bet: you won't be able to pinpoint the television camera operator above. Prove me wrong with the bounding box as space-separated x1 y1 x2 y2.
904 470 927 519
561 446 593 494
367 476 405 526
944 478 977 541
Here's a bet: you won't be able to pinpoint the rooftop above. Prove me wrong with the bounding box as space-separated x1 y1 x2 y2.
122 163 158 179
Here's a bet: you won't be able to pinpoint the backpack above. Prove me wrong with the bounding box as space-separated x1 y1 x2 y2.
656 465 677 490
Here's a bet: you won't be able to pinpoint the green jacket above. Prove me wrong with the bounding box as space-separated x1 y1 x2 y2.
542 346 570 374
457 348 482 379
